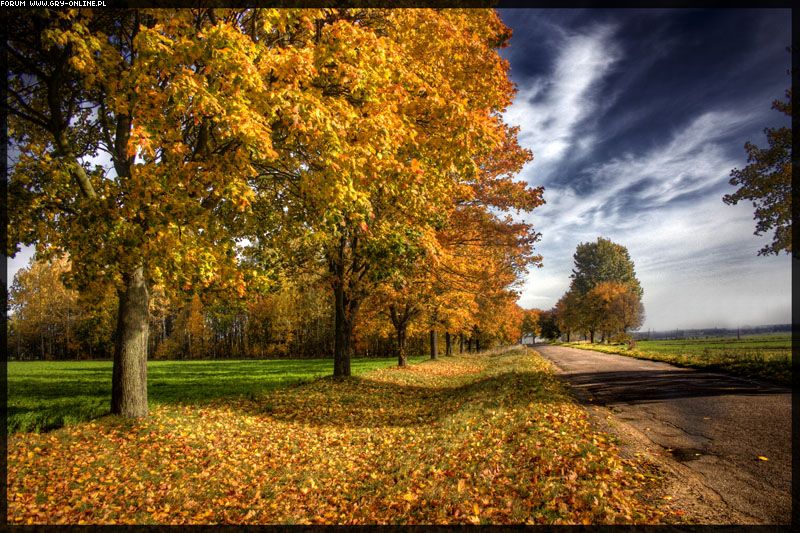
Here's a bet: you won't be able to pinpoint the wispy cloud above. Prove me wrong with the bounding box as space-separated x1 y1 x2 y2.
504 24 620 182
536 109 757 238
513 85 789 328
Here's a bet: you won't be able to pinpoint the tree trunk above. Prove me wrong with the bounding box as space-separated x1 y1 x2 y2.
396 324 408 367
459 333 464 354
111 264 149 418
333 277 353 377
445 331 452 356
429 329 438 360
589 329 595 343
476 338 481 353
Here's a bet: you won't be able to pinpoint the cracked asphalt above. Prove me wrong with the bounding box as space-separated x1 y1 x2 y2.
534 343 791 524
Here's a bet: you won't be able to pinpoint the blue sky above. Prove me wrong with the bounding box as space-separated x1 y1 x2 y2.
498 8 792 330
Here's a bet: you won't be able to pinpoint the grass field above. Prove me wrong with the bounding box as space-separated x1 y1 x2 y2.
7 347 674 525
7 357 424 434
563 334 792 384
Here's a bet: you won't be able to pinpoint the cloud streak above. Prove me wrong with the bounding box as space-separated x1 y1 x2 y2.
505 12 792 330
504 23 620 182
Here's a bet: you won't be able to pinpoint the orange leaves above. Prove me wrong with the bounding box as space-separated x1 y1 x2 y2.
7 348 670 525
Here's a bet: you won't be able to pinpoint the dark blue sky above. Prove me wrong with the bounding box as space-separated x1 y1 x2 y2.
497 9 792 329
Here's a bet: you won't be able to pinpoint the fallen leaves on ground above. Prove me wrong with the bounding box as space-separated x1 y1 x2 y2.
7 347 673 525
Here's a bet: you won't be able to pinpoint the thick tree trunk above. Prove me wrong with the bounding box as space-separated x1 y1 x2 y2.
459 333 464 354
445 331 452 356
333 279 353 377
589 329 595 343
111 265 149 418
429 329 438 360
476 338 481 353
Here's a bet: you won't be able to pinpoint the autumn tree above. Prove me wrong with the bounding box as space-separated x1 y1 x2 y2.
9 256 77 360
9 255 117 360
570 237 642 297
520 309 542 341
607 283 645 337
723 88 793 256
585 282 644 343
250 9 539 376
556 238 645 343
6 9 283 416
554 290 582 342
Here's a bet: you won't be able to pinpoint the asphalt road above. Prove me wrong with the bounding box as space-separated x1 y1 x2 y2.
534 343 791 524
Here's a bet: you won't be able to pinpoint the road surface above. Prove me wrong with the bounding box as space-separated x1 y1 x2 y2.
534 343 791 524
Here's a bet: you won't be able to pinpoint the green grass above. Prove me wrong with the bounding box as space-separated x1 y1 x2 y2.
563 334 792 385
7 356 425 434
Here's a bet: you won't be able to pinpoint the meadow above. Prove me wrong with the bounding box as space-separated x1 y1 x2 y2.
7 347 675 525
563 334 791 385
6 357 424 434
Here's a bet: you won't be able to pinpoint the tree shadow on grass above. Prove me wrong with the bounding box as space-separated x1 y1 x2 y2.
232 369 567 429
7 358 407 433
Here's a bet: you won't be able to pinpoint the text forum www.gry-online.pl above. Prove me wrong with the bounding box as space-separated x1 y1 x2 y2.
2 0 107 7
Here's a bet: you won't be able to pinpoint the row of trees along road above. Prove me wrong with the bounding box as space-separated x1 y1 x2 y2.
9 254 530 363
524 238 644 344
6 8 543 417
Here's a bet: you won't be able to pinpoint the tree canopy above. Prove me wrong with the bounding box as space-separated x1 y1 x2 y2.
543 238 644 343
6 8 542 413
569 237 642 297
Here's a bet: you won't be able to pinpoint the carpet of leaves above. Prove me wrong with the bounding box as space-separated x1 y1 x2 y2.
7 347 673 525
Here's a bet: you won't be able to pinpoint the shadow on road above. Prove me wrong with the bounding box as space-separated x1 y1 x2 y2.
561 369 789 405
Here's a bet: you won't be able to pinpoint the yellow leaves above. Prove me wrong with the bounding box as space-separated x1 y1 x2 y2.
757 456 769 461
7 348 670 525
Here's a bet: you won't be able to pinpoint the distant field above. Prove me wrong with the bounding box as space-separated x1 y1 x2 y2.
7 357 424 434
563 334 792 385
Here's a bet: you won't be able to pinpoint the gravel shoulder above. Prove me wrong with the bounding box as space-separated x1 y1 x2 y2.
533 343 791 525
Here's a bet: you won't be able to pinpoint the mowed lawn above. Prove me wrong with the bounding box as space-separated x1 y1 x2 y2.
7 357 425 434
564 334 791 384
7 347 674 525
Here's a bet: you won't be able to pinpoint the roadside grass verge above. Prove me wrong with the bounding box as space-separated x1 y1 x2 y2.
7 346 674 525
7 357 424 434
562 335 791 385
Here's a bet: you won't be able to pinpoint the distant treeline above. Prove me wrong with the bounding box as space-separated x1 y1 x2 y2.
632 324 791 341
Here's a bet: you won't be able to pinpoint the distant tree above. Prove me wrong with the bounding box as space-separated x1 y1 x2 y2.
9 256 77 360
569 237 642 297
9 255 117 360
723 88 793 256
559 238 645 343
538 310 561 341
521 309 543 340
588 282 645 342
554 290 582 342
608 284 645 336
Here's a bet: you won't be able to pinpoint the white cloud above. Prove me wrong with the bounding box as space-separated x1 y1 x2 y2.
504 24 621 181
515 94 791 329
